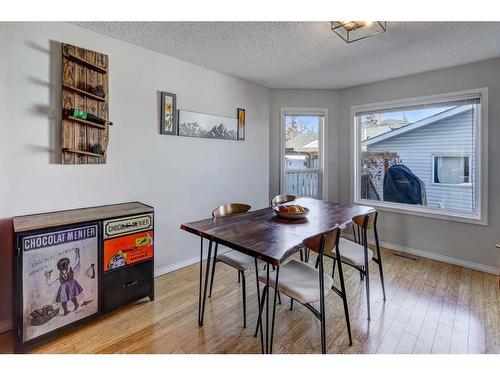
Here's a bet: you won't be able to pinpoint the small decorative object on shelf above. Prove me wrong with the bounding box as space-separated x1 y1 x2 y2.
90 143 105 155
88 84 106 98
69 108 113 126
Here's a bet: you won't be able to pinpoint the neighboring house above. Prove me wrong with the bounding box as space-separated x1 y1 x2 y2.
362 116 410 139
362 106 475 213
285 133 319 169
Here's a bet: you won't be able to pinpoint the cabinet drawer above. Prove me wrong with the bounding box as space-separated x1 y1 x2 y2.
103 260 153 312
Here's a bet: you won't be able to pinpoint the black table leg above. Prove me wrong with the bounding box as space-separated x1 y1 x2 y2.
254 258 264 353
198 238 213 326
270 266 279 354
266 262 270 353
197 237 203 325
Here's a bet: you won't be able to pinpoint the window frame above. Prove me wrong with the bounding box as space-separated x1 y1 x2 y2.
350 88 488 225
280 108 328 201
431 154 472 187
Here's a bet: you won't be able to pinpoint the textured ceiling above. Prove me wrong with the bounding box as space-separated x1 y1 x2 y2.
74 22 500 89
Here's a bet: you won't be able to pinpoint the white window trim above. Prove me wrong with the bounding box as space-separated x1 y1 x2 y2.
280 108 328 201
431 153 472 187
350 88 488 225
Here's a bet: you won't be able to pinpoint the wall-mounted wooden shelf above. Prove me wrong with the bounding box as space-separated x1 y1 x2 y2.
61 43 109 165
66 116 106 130
63 84 106 102
65 52 108 74
63 148 105 158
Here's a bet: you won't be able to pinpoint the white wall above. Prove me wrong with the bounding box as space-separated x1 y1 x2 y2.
269 89 339 201
0 22 270 324
337 58 500 272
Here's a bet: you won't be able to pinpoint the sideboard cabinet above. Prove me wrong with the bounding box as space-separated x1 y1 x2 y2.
13 202 154 352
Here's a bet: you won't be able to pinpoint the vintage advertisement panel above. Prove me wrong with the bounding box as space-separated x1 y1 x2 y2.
103 230 154 271
21 224 99 343
103 214 153 239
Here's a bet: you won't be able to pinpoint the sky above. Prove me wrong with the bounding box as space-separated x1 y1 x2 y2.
284 105 468 135
360 105 460 126
284 115 320 133
285 106 459 135
378 106 454 123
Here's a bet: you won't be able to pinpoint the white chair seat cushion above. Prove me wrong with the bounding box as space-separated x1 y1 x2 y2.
217 250 254 271
330 238 373 266
258 259 333 305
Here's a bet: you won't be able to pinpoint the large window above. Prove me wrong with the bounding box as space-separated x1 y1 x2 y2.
352 89 487 223
281 110 326 199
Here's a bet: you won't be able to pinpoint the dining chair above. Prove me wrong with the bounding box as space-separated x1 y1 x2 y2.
318 211 386 320
208 203 253 328
270 194 311 263
254 225 353 354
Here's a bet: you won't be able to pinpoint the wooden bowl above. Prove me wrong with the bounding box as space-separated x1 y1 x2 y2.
272 206 309 220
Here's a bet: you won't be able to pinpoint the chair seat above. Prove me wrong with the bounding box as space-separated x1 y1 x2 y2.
258 259 333 305
218 250 254 271
330 238 373 266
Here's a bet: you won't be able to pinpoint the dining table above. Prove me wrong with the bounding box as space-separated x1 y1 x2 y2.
180 197 374 354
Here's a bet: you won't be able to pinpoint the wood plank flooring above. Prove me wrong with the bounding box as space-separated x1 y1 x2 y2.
0 247 498 354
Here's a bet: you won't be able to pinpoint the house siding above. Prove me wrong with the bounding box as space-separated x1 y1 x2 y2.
366 109 475 213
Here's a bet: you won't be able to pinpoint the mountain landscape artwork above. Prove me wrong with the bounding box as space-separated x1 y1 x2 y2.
178 110 238 140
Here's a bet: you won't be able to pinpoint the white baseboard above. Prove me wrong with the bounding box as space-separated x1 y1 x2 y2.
154 248 231 278
154 256 200 278
378 240 499 275
0 319 12 334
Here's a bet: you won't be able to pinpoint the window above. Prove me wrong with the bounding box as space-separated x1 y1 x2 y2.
352 89 487 224
433 155 470 185
280 109 326 199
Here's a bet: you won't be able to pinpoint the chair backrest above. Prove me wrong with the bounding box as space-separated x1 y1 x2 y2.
212 203 251 218
351 210 378 246
302 226 341 256
352 211 377 230
270 194 296 207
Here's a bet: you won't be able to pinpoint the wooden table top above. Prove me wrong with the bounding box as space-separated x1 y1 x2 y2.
13 202 153 233
180 198 374 266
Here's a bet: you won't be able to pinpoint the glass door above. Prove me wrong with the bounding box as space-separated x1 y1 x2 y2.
281 112 324 199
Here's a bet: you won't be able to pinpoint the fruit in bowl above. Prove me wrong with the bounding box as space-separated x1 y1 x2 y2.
274 204 309 219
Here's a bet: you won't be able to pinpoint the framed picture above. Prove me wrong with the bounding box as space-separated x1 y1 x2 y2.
237 108 245 140
178 110 238 140
160 91 177 135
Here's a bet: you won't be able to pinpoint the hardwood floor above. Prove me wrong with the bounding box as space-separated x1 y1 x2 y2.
0 247 498 354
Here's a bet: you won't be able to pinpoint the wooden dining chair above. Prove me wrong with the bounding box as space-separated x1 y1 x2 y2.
254 225 353 353
318 211 386 321
208 203 253 328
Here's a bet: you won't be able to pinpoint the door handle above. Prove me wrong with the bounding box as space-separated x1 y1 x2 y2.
91 263 96 279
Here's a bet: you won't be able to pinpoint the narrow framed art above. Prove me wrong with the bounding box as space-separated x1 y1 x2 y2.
178 110 238 140
160 91 177 135
237 108 245 140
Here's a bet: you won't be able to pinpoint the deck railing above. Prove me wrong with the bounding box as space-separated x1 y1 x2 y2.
284 170 321 198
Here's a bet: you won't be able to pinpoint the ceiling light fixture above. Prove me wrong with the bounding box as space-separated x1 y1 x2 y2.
331 21 387 43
